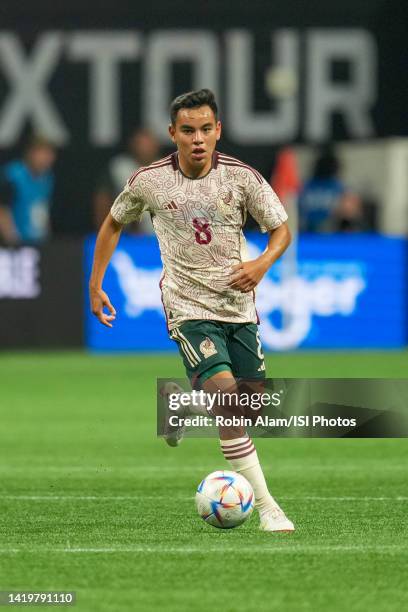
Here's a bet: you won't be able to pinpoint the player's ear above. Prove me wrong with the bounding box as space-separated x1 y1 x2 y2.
215 120 222 141
168 123 176 143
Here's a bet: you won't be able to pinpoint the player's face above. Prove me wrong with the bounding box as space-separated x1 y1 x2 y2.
169 106 221 175
26 145 56 174
129 130 160 166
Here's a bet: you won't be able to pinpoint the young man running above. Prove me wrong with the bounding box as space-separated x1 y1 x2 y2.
89 89 294 532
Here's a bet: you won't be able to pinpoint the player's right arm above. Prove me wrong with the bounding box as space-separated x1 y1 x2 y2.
0 206 19 245
89 178 148 327
89 213 123 327
0 172 19 245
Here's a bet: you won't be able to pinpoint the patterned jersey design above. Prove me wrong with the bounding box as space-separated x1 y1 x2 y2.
110 151 288 330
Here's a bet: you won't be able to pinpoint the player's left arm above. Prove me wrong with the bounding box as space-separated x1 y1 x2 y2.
229 172 291 293
229 222 291 292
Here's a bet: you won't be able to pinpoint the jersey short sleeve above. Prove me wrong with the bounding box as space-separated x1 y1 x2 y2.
110 178 148 225
245 172 288 233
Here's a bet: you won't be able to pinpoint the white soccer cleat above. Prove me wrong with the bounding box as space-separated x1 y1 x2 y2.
161 382 186 447
259 507 295 533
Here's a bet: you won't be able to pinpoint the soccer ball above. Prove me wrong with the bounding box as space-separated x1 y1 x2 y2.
195 470 254 529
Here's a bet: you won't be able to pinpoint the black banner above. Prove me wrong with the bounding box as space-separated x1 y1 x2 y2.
0 241 83 348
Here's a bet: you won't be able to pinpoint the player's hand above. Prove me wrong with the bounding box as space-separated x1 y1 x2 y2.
89 286 116 328
228 259 268 293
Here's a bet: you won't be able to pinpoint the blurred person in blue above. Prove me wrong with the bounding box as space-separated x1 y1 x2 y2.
93 127 161 234
0 135 56 245
299 146 364 233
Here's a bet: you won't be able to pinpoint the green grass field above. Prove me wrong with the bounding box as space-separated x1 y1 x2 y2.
1 351 407 611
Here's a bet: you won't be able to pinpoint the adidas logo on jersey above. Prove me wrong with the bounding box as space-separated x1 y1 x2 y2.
163 201 178 210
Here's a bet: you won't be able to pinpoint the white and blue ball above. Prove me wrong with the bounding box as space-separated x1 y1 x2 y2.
195 470 254 529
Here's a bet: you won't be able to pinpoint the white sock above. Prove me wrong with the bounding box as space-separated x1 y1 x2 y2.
220 437 282 515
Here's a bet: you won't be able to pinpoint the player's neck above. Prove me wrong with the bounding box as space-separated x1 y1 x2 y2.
177 153 213 179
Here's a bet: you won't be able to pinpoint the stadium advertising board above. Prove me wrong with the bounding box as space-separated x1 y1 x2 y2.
0 29 379 147
0 241 83 348
84 234 407 351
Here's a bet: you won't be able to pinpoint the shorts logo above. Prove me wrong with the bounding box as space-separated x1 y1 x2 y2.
199 337 217 358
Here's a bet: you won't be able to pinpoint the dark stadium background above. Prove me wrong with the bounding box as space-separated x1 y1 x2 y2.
0 0 406 235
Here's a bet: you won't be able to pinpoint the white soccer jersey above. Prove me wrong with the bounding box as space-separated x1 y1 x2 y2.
110 151 288 330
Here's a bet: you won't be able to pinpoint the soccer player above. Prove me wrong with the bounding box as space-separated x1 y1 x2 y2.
89 89 294 532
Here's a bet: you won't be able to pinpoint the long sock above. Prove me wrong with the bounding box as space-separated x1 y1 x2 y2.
220 436 282 515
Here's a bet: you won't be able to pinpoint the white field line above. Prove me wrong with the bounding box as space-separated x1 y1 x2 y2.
0 466 206 472
286 496 408 501
0 466 210 473
1 495 408 502
1 495 189 501
0 545 407 555
1 464 406 473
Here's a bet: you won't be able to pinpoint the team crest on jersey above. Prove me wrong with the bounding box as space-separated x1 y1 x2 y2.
199 337 218 358
217 187 234 216
222 190 233 205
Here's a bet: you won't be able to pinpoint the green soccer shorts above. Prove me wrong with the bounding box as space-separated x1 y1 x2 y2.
169 320 266 382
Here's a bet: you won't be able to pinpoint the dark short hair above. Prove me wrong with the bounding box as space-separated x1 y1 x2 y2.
170 89 218 125
24 134 56 153
313 146 340 179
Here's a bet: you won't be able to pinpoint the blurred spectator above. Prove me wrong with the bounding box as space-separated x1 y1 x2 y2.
332 192 367 232
299 146 365 233
0 136 56 245
93 128 161 234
